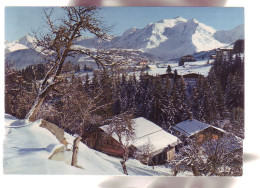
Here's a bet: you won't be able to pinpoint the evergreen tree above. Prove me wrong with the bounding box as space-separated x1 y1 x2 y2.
83 64 88 72
84 73 90 93
225 72 244 110
166 65 172 74
191 76 204 121
178 76 190 121
233 39 244 55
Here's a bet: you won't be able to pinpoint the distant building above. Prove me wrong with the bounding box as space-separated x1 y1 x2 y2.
215 48 233 59
145 64 157 70
210 54 216 59
160 73 202 87
183 73 201 87
82 117 180 166
138 60 149 66
180 55 196 62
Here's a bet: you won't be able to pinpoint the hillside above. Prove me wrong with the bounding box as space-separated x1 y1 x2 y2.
3 114 173 175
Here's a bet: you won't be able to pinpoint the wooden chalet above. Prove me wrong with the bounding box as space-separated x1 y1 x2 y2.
169 119 225 144
82 117 180 165
82 127 125 157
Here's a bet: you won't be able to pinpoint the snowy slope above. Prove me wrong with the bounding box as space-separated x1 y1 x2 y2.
5 40 28 53
5 48 45 69
213 24 244 44
3 114 174 175
4 114 85 174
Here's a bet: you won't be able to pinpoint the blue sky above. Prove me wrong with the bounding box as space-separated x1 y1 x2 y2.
5 7 244 42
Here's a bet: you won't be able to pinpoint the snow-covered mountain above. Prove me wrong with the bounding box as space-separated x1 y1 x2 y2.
5 35 37 53
5 48 45 69
75 17 243 60
213 24 244 44
17 34 38 49
5 41 28 54
5 17 244 68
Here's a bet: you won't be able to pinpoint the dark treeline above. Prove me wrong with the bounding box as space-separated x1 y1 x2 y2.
5 40 244 139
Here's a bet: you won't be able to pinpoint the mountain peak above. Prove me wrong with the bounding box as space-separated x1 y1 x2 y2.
191 18 199 23
122 27 139 36
17 34 37 49
158 16 187 25
173 16 187 22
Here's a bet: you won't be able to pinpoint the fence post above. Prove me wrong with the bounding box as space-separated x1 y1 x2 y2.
71 136 82 167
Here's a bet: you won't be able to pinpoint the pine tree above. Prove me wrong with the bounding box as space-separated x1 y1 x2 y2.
233 39 244 55
84 73 90 93
178 76 190 121
191 76 204 121
225 72 244 110
166 65 172 74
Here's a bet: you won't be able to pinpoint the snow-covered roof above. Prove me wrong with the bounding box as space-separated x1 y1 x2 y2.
101 117 179 153
173 119 211 137
147 65 157 68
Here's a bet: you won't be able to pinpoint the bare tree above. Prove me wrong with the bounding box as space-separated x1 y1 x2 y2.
39 73 113 136
134 138 156 169
26 7 110 121
105 112 135 175
171 134 242 176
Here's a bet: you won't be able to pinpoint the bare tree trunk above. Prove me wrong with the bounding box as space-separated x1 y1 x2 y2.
120 160 128 175
71 136 82 167
26 80 60 122
191 165 199 176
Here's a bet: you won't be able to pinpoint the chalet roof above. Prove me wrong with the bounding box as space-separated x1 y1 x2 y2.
146 65 157 69
100 117 179 153
160 73 178 79
173 119 211 137
160 73 201 79
215 47 233 52
183 73 201 78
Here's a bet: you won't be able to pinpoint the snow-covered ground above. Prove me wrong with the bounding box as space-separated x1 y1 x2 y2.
151 59 213 76
3 114 174 175
131 59 213 78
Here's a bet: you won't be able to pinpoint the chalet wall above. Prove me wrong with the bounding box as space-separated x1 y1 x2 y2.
82 127 177 166
191 127 224 144
82 129 125 157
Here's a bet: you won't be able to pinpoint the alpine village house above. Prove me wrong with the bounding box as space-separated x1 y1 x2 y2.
82 117 180 166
